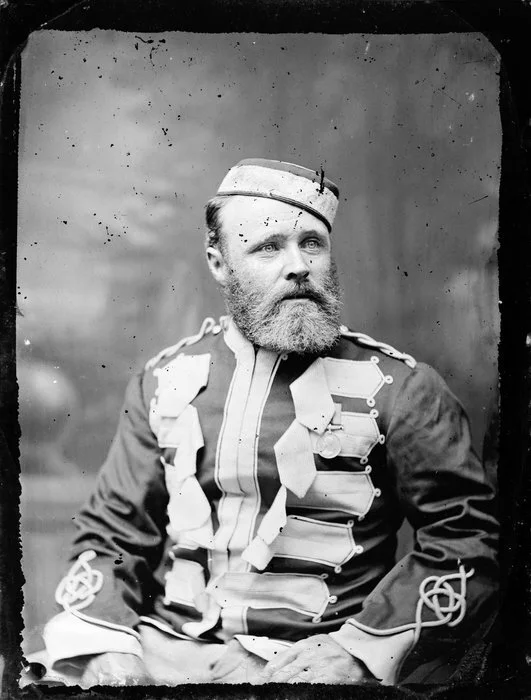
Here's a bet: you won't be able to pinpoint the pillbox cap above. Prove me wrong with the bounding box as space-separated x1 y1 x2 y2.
216 158 339 231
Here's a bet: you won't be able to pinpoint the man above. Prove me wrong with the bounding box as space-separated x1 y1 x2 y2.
29 158 498 686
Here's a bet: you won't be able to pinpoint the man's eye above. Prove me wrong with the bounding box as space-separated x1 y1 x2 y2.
304 239 321 251
261 243 277 253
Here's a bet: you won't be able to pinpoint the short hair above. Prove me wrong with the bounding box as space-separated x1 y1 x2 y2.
205 196 228 252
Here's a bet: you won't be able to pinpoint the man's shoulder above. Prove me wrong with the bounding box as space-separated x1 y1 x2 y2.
335 328 463 412
333 326 417 372
144 316 226 374
332 330 454 419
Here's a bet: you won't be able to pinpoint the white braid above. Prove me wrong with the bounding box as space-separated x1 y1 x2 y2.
348 564 474 643
145 316 219 371
411 564 474 643
340 326 417 369
55 550 103 612
54 551 142 638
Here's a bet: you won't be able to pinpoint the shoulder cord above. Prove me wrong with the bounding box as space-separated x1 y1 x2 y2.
55 550 103 613
340 325 417 369
144 316 218 371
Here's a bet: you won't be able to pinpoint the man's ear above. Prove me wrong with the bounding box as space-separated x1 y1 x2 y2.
206 246 229 287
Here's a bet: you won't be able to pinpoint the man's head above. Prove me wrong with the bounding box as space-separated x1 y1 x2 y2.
205 159 343 356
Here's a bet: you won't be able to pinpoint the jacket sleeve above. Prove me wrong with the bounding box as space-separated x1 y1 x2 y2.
43 371 169 666
330 363 499 684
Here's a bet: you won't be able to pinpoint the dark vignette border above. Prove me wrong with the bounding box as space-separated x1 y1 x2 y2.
1 1 530 698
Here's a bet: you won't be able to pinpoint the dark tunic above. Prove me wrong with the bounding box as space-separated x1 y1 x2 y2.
47 318 498 684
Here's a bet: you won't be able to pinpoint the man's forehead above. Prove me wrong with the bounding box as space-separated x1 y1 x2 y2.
221 196 330 235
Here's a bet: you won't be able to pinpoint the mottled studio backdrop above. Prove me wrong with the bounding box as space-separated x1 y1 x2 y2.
18 31 500 649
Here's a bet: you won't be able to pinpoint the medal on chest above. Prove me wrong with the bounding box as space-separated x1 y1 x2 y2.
315 431 342 459
315 402 344 459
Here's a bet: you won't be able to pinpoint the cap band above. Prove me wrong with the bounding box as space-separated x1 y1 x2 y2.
217 160 339 231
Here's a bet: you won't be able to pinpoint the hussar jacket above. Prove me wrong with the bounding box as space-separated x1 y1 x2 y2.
45 317 498 684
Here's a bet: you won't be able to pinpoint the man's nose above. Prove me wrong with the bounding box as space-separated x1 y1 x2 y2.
283 246 310 282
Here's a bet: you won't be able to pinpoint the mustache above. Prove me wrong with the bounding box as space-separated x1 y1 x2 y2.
271 282 330 305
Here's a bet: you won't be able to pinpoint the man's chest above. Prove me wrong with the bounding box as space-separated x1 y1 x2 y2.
149 343 398 545
144 331 408 637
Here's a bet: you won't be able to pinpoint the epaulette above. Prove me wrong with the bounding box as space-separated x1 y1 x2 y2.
340 325 417 369
144 316 229 371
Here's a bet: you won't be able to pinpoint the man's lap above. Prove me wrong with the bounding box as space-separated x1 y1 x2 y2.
21 624 267 687
140 625 266 684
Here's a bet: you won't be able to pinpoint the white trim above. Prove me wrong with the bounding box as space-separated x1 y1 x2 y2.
213 320 281 580
270 515 357 568
289 358 335 433
138 616 198 642
163 559 206 608
286 470 376 517
209 572 331 620
323 357 386 401
273 420 316 498
211 341 239 578
163 460 212 543
254 484 288 546
156 416 188 449
343 565 475 645
181 593 222 639
69 609 142 638
152 384 213 544
150 353 211 421
227 349 282 571
43 611 142 668
248 357 279 550
173 540 200 551
218 605 249 640
309 411 381 460
212 321 256 573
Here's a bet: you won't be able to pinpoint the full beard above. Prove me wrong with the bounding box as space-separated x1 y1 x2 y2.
224 262 343 355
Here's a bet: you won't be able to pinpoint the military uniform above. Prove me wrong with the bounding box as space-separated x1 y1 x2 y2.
44 316 498 684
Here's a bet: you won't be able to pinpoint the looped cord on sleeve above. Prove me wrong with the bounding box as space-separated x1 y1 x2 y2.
55 550 103 612
412 564 474 643
347 564 474 645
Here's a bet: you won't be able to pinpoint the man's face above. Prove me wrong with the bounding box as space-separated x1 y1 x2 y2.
207 196 343 355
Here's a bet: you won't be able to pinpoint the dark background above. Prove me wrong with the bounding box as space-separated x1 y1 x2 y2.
16 30 500 659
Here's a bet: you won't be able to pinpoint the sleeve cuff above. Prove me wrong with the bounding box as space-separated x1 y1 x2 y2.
43 611 142 669
329 620 415 685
